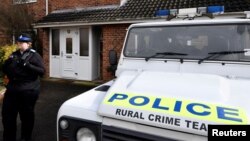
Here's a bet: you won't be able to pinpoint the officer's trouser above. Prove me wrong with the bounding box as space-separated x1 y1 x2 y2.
2 88 39 141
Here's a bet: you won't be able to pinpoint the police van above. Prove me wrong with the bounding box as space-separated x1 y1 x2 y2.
57 6 250 141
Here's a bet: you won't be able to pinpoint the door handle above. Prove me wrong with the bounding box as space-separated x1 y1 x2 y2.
61 51 63 57
75 53 78 55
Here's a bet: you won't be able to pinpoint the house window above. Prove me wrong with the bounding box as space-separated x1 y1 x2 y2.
13 0 37 4
52 29 60 56
80 28 89 56
66 38 73 54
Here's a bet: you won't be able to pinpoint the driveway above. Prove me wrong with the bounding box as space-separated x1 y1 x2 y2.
0 79 97 141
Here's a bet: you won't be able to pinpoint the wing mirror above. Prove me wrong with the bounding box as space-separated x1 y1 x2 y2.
107 49 118 76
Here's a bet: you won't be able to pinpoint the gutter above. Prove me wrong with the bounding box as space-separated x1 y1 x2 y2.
33 19 166 28
32 11 248 28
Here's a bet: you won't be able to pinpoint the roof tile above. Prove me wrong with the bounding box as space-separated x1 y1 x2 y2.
38 0 250 24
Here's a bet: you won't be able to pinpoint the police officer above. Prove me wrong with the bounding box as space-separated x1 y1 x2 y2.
2 33 45 141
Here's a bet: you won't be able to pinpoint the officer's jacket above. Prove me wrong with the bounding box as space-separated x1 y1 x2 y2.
3 48 45 91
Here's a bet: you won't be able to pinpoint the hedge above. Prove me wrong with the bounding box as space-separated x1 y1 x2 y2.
0 45 17 84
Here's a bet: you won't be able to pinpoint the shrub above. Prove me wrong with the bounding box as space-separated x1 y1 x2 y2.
0 44 17 84
0 44 17 63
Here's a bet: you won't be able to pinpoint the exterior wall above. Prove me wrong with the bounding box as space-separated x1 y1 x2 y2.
30 0 47 21
1 0 127 81
38 28 50 77
29 0 121 21
0 31 8 45
0 0 45 23
49 0 120 12
0 0 12 43
102 24 129 81
1 0 120 22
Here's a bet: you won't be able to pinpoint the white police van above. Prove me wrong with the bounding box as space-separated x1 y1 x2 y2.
57 6 250 141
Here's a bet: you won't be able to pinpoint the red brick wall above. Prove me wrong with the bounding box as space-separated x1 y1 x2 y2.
38 28 50 77
0 31 9 45
49 0 120 12
30 0 46 21
30 0 120 21
102 24 129 81
0 0 45 22
1 0 120 22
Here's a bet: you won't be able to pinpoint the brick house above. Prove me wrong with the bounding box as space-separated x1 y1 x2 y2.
2 0 250 81
0 31 8 45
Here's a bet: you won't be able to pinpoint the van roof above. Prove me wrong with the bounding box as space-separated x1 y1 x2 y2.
130 18 250 28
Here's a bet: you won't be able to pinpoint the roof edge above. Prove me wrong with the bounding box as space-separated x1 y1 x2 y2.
33 11 250 28
51 5 119 14
33 19 166 28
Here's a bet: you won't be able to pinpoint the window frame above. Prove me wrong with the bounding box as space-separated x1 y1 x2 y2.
79 28 89 57
13 0 37 4
51 29 60 56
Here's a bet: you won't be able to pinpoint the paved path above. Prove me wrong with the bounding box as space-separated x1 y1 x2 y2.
0 79 96 141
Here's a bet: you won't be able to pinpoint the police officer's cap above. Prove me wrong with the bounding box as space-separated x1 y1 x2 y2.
17 33 32 42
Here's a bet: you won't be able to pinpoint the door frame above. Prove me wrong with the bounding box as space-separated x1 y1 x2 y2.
49 26 100 80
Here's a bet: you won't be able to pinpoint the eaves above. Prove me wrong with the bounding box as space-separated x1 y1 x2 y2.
33 18 167 28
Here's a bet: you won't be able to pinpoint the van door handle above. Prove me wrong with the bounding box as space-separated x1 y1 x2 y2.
61 51 63 57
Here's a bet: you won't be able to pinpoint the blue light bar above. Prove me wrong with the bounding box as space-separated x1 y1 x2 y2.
207 6 224 14
156 10 170 16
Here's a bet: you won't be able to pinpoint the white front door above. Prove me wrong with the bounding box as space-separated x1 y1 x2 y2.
61 28 79 78
50 27 100 80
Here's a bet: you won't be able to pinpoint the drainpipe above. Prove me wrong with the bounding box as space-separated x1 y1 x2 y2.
12 31 15 45
46 0 48 15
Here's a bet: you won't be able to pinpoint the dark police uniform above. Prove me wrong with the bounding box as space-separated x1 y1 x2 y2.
2 48 45 141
